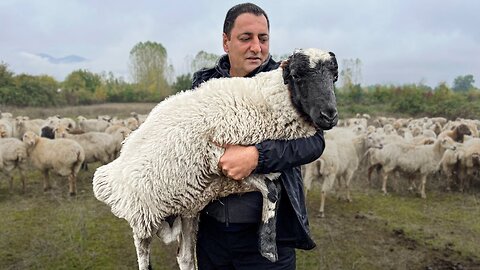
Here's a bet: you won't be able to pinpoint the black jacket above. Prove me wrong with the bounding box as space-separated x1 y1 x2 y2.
192 54 325 250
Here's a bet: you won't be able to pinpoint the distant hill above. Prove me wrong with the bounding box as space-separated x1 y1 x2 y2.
36 53 87 64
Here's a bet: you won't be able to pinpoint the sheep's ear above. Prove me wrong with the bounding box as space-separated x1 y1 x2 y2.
281 58 291 85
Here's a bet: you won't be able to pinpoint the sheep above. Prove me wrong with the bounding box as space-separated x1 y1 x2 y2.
54 125 116 167
130 112 148 125
14 116 43 138
302 138 338 218
0 138 28 192
367 137 456 198
92 48 338 270
457 138 480 190
438 123 472 143
0 119 13 138
77 116 111 132
22 131 85 195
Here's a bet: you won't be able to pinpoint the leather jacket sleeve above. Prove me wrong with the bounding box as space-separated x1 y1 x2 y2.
253 130 325 174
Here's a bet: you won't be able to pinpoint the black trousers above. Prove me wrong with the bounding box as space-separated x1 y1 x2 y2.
196 214 296 270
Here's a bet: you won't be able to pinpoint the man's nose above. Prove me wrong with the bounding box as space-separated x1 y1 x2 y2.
250 38 261 54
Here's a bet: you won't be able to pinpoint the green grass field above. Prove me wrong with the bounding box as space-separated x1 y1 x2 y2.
1 103 479 269
1 165 479 270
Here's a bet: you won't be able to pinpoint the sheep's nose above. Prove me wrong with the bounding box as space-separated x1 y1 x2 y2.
321 110 338 122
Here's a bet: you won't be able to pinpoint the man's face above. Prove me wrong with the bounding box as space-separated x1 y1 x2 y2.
223 13 270 77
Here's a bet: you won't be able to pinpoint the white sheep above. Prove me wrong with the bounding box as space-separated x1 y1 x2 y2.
367 137 456 198
77 116 111 132
302 138 338 218
93 48 339 270
0 119 13 138
53 125 116 167
0 137 28 192
22 131 85 195
14 116 43 138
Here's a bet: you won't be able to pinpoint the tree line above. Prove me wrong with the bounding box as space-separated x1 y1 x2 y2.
1 41 478 119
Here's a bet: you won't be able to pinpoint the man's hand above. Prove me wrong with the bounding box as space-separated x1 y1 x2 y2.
218 144 259 181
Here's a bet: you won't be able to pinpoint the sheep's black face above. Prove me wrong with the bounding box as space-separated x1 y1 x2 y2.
283 49 338 130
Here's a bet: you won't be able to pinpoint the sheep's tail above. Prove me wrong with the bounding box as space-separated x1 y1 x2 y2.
72 148 85 176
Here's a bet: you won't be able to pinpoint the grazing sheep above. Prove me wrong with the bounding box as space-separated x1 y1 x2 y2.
303 139 338 218
77 116 111 132
93 48 338 270
22 131 84 195
367 137 457 198
458 138 480 190
14 116 43 138
438 123 472 143
54 125 116 167
0 119 13 138
0 138 28 192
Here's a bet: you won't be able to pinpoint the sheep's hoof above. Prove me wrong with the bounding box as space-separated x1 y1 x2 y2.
317 212 325 218
43 186 52 192
69 192 77 196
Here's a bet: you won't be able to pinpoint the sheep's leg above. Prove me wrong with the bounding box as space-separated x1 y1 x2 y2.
68 174 77 196
43 170 51 191
381 170 389 195
419 175 427 199
18 169 26 193
367 166 375 187
344 172 353 202
6 171 14 193
319 174 336 218
255 178 281 262
133 234 153 270
319 190 326 218
176 216 198 270
247 176 281 262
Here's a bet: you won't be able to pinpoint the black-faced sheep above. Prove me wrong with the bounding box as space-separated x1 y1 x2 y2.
92 48 338 270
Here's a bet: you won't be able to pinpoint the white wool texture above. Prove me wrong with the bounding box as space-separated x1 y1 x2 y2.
93 68 318 238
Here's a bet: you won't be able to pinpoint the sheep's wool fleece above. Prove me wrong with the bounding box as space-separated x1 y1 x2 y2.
93 68 318 238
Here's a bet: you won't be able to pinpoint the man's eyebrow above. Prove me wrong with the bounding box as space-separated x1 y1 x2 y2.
238 32 269 36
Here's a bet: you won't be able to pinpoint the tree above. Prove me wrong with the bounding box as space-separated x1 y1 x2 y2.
0 61 14 88
452 74 475 92
339 58 362 90
171 73 193 94
191 51 219 73
62 69 102 104
11 74 60 106
129 41 172 99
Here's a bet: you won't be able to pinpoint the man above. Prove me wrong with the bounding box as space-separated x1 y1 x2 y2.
192 3 325 269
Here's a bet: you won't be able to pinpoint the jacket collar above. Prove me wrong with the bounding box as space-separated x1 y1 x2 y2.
214 54 277 78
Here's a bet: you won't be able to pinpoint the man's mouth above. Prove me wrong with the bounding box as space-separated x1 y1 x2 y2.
246 57 261 61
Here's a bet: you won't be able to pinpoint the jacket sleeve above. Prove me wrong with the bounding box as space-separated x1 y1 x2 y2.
253 130 325 174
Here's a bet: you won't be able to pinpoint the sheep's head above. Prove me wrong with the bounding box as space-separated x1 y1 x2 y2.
22 131 38 147
282 48 338 130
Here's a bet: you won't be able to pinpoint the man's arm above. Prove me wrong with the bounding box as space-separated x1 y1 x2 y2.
218 130 325 180
254 130 325 174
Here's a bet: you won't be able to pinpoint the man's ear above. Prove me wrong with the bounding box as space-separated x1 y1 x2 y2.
222 33 229 53
281 59 291 85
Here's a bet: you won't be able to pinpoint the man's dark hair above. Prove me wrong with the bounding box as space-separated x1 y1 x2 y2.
223 3 270 39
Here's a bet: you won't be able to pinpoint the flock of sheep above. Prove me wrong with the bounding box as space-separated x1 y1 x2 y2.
303 113 480 218
0 110 147 195
1 109 479 206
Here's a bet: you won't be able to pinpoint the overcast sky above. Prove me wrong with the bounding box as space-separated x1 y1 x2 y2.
1 0 479 87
